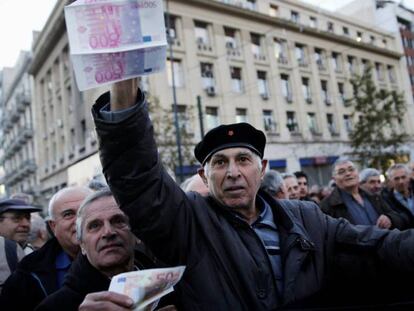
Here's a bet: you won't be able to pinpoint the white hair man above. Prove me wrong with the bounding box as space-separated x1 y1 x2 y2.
1 187 92 310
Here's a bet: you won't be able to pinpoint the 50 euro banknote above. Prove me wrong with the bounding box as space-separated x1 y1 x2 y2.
109 266 186 311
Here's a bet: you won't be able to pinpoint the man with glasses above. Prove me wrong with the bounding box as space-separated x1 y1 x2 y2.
321 159 407 229
0 198 41 254
0 187 92 310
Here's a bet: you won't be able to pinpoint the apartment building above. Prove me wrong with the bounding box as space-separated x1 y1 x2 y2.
151 0 414 184
0 52 37 196
340 0 414 101
27 0 414 196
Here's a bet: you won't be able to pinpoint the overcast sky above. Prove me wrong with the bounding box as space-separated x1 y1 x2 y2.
0 0 413 69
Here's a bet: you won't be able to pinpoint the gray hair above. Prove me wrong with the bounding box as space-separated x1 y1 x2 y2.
48 186 92 220
332 158 354 175
28 213 46 242
386 163 410 178
76 187 114 242
261 171 284 196
359 168 381 184
281 173 296 180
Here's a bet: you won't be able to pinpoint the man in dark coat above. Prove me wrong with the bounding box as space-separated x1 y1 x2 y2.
91 79 414 310
0 187 92 310
382 163 414 228
36 188 174 311
320 159 407 230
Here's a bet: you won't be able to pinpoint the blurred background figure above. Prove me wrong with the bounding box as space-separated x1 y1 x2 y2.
28 213 49 250
261 170 288 200
359 168 382 194
294 171 312 201
282 173 300 200
181 174 209 196
87 174 108 191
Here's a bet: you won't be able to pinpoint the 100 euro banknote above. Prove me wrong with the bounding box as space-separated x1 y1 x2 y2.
109 266 185 311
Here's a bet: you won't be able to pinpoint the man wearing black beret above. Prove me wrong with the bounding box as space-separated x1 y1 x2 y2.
91 79 414 310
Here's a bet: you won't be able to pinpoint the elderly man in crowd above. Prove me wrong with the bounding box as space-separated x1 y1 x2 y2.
88 79 414 310
281 173 300 200
0 198 41 254
0 187 92 310
36 188 174 311
382 163 414 228
181 174 209 196
260 170 288 199
321 159 407 230
28 213 49 250
359 168 383 194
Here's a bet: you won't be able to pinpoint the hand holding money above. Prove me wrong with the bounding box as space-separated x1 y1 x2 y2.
79 291 134 310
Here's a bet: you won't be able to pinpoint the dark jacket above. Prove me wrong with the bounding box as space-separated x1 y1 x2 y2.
320 187 408 229
381 185 414 229
92 89 414 310
35 243 166 311
0 237 69 311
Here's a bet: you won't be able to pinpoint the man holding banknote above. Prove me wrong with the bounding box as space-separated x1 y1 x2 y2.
87 79 414 310
36 188 175 311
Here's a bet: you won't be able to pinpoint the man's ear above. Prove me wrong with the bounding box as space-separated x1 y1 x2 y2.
197 167 208 186
80 243 86 255
47 220 56 235
261 159 268 177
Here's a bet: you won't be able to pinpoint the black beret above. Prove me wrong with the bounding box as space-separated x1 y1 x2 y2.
0 199 41 214
194 123 266 165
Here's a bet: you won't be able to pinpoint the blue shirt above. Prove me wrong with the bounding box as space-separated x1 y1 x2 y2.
341 190 379 225
394 190 414 215
55 250 72 288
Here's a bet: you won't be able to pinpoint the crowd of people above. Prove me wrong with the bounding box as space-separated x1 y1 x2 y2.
1 79 414 310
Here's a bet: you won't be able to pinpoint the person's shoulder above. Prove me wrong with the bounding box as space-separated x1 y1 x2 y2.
17 238 61 270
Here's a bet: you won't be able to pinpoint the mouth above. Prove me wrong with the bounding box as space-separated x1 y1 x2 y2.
223 186 245 196
99 242 123 252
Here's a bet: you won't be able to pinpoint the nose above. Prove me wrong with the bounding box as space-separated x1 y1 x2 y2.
20 216 30 227
102 221 116 238
226 160 241 178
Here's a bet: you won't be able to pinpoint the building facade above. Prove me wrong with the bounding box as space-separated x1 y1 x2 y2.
0 52 37 197
26 0 414 198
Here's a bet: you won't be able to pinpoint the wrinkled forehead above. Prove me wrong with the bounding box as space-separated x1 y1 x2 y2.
390 168 409 179
83 197 123 223
334 161 355 171
210 147 256 160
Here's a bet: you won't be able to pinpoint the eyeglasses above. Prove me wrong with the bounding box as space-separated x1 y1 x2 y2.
335 166 356 176
0 213 30 223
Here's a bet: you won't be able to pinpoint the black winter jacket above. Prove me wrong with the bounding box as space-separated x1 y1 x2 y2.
382 185 414 229
320 187 409 229
35 243 167 311
92 89 414 310
0 237 69 311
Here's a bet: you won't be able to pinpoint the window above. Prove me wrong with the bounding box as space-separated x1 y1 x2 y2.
224 27 238 49
343 115 352 133
269 4 278 17
230 67 243 93
274 39 288 63
302 77 312 103
342 26 349 36
375 62 384 81
310 17 317 28
235 108 248 123
331 52 342 72
307 113 318 134
326 113 337 134
245 0 256 10
200 62 215 89
167 59 184 87
205 107 219 130
314 48 325 69
257 71 269 98
291 11 299 23
263 110 276 132
251 33 264 59
361 59 369 73
194 21 209 45
387 65 396 83
370 35 376 45
347 56 355 74
165 14 177 39
286 111 298 132
338 82 345 105
356 31 362 42
382 38 387 48
321 80 330 105
295 44 306 66
327 21 334 33
281 74 292 102
176 105 189 132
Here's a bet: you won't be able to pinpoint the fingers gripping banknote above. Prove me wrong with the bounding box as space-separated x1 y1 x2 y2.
109 266 185 311
64 0 167 90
